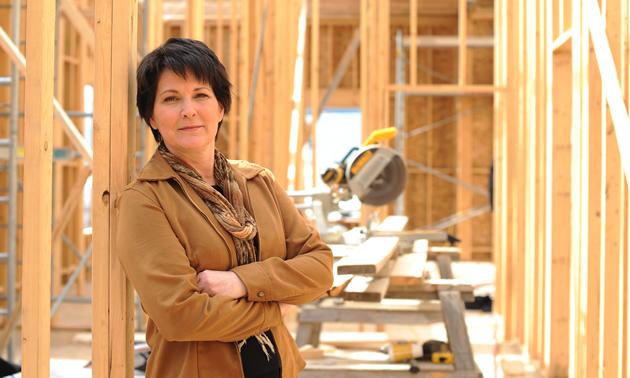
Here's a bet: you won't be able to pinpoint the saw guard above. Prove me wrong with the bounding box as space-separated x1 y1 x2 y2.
345 145 408 206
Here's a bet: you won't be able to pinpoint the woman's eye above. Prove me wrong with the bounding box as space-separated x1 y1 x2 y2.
196 93 209 99
164 96 177 102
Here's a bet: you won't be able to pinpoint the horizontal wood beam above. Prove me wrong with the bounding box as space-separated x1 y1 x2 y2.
388 84 499 96
401 35 494 48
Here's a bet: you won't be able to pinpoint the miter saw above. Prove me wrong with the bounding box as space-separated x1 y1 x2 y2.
321 127 408 206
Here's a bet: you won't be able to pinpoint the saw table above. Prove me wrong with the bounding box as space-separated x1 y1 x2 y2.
296 216 482 377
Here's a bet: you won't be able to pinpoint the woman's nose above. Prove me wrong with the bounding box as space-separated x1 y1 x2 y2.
180 99 197 118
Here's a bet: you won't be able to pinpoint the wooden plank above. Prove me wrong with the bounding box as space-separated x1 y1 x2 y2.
387 84 498 96
436 254 455 279
328 258 354 297
369 229 448 242
228 0 238 158
456 97 472 261
545 46 572 376
311 0 319 187
186 0 204 41
216 0 223 59
148 0 164 49
92 0 113 374
342 276 390 302
513 0 526 344
21 0 56 375
570 1 588 374
458 0 467 85
299 344 325 359
409 0 417 86
360 0 368 135
600 0 625 376
386 291 475 303
239 0 249 161
538 0 550 362
388 279 474 293
389 252 427 286
287 0 307 190
439 291 476 371
524 0 537 359
298 298 443 324
109 0 137 375
376 215 408 231
493 0 506 328
533 0 547 361
336 237 399 275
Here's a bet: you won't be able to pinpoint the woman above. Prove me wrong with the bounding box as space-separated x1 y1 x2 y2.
117 38 334 378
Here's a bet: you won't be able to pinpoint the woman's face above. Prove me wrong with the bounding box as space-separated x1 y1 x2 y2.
150 69 224 159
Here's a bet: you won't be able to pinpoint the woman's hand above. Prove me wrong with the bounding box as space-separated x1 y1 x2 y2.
196 270 247 299
278 302 291 316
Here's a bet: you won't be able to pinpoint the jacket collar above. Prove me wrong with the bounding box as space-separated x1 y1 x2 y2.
137 149 266 182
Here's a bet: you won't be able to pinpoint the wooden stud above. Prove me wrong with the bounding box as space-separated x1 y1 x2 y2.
456 96 472 262
458 0 467 86
239 0 250 161
426 28 434 227
228 0 238 159
51 16 66 329
545 42 572 378
409 0 417 86
524 0 537 360
342 276 390 302
600 0 625 375
311 0 319 187
217 0 223 59
360 0 368 137
21 0 56 375
109 0 137 375
287 0 307 190
145 0 163 160
502 0 518 341
533 0 547 362
493 0 506 330
581 5 603 375
92 0 113 374
148 0 163 49
186 0 204 41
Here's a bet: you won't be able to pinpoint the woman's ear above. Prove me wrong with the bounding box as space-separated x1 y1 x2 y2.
149 117 156 129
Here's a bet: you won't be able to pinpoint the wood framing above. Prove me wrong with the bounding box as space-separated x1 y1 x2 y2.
186 0 204 41
93 0 137 376
21 0 56 375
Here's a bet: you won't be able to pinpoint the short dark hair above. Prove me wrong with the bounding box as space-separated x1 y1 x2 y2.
136 38 232 142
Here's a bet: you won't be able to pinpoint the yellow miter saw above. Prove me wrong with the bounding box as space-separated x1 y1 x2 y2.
321 127 408 206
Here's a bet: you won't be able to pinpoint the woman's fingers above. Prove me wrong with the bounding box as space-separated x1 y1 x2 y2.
196 270 246 299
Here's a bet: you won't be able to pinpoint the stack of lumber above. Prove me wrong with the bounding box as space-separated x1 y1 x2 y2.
326 216 474 303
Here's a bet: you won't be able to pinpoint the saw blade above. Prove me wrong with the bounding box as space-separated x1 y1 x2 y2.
346 146 408 206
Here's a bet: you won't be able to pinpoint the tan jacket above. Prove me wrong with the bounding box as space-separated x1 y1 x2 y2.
116 150 334 378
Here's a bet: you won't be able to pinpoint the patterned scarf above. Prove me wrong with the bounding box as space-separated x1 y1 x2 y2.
158 143 275 359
